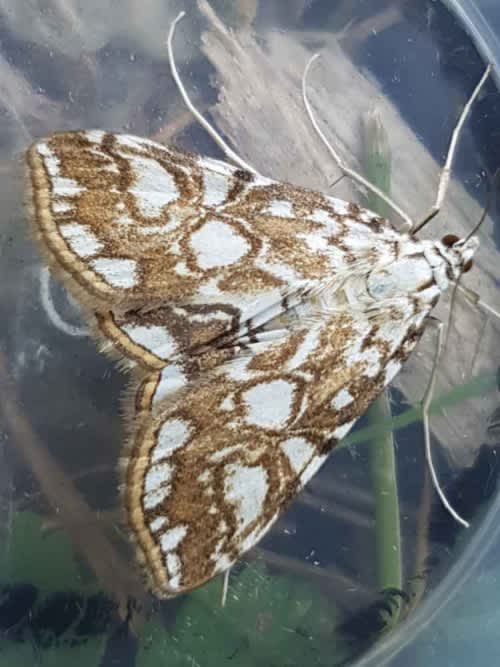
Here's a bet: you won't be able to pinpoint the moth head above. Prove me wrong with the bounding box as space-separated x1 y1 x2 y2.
439 233 479 279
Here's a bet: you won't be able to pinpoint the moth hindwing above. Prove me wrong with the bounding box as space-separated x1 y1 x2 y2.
26 129 477 597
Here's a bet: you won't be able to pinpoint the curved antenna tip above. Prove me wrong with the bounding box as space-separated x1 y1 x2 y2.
167 10 186 42
305 52 321 76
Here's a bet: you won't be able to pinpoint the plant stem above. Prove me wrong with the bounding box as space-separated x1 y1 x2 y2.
361 108 402 623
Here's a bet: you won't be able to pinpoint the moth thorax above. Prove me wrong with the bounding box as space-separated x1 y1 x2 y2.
366 254 435 302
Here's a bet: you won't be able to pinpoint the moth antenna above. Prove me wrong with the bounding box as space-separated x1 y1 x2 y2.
413 63 492 233
451 169 500 323
301 53 414 230
423 320 470 529
167 11 259 175
464 167 500 242
220 567 231 607
442 167 499 348
39 267 88 338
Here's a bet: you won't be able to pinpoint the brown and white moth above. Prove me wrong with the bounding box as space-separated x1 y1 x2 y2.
25 11 490 598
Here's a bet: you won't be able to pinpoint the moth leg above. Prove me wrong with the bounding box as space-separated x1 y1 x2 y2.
302 53 414 230
220 567 231 607
422 318 469 528
456 283 500 321
413 64 492 233
167 11 260 175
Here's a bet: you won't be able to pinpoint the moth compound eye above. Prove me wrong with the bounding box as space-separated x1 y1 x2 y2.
441 233 460 247
463 259 473 273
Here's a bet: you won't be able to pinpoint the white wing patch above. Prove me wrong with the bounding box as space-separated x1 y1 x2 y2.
143 485 170 511
90 258 138 288
202 168 231 207
36 142 83 195
307 208 342 231
60 223 103 258
224 464 269 534
152 418 192 463
149 516 168 533
332 420 356 441
166 553 182 581
331 388 354 411
281 437 315 474
122 324 177 360
127 154 179 216
242 379 295 428
160 525 188 552
265 199 295 218
152 364 188 406
52 200 73 214
190 219 250 269
144 461 173 494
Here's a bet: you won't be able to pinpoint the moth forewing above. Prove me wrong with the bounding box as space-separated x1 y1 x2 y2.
26 129 401 374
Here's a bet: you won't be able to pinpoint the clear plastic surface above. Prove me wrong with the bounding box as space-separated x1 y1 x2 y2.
0 1 499 666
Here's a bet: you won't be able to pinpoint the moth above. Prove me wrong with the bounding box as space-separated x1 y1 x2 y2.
25 11 490 598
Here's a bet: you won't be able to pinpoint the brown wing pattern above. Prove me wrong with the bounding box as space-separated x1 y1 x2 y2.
26 129 440 599
124 298 429 597
27 130 395 311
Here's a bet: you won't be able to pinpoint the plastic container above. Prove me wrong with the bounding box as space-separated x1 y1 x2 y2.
0 1 498 666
